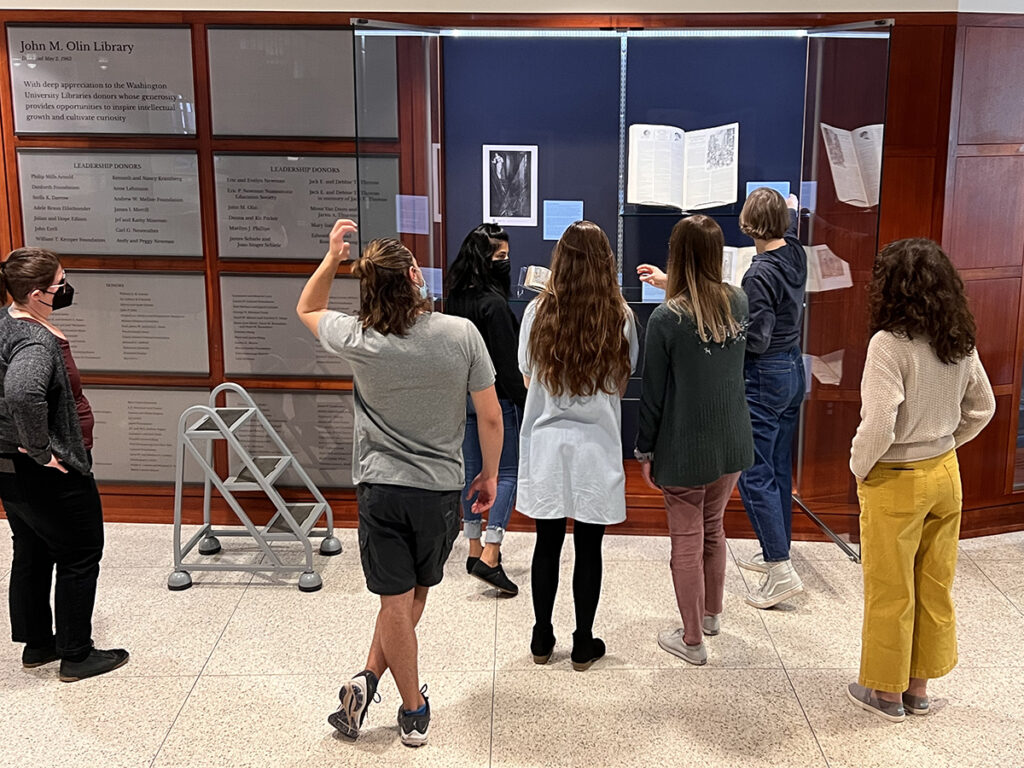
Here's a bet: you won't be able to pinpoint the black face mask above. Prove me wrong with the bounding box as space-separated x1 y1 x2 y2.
490 259 511 295
43 281 75 311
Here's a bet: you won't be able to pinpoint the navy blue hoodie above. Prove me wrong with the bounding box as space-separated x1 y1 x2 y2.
740 209 806 357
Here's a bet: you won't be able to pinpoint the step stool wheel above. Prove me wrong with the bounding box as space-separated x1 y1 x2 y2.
298 571 323 593
319 536 342 556
167 571 193 591
199 536 222 556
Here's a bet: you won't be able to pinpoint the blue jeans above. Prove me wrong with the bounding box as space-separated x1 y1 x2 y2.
738 347 805 562
462 397 522 544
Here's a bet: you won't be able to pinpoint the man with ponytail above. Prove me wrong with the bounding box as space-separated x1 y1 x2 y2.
297 220 503 748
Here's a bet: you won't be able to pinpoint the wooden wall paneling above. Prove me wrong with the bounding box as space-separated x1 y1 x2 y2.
810 210 883 273
883 25 953 152
191 23 223 392
963 277 1021 387
0 85 9 256
958 393 1014 507
796 399 862 504
804 284 870 390
958 26 1024 145
878 154 937 245
947 155 1024 270
394 35 432 265
430 37 445 275
0 24 25 251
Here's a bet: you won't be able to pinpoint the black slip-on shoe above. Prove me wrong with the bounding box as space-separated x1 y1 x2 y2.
470 560 518 595
22 644 59 669
59 648 130 682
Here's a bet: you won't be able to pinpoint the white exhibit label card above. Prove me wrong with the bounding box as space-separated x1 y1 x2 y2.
86 387 207 484
7 26 195 135
227 390 355 488
58 271 209 374
220 274 359 377
18 150 202 257
214 154 399 259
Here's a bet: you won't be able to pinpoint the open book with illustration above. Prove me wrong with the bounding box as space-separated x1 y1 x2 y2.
627 122 740 211
820 123 884 208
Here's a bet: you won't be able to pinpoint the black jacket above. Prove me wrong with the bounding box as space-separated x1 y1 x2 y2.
446 290 528 409
741 209 806 357
0 309 90 475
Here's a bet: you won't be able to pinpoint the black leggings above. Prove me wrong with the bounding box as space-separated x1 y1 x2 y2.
531 518 606 641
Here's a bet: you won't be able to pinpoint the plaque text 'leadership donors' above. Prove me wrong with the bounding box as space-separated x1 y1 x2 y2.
17 150 203 257
214 154 400 259
7 26 196 134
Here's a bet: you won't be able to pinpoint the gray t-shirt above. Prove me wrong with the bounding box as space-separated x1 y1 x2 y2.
319 310 495 491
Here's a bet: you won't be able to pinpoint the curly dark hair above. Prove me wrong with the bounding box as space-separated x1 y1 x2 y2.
868 238 976 364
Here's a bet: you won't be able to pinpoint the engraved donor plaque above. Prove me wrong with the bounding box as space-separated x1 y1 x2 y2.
86 387 207 483
58 271 208 374
18 150 202 257
208 28 356 137
221 274 359 377
214 154 399 259
228 390 355 488
8 26 196 135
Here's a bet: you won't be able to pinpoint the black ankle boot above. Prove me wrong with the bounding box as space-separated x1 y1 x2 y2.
571 632 606 671
531 625 556 665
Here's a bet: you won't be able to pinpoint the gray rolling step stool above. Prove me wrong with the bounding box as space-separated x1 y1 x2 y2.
167 382 342 592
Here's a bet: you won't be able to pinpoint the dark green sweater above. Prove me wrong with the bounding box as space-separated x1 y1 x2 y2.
636 288 754 487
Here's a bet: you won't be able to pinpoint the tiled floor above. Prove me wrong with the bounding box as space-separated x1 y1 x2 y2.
2 523 1024 768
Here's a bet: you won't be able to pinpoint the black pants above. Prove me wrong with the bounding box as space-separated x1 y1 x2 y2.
531 518 606 641
1 453 104 660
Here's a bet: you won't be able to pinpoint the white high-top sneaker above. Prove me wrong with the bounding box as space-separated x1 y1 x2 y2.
745 559 804 609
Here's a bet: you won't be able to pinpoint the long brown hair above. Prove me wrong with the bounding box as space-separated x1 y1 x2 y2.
1 247 61 305
868 238 976 364
528 221 632 397
351 238 430 336
665 215 742 343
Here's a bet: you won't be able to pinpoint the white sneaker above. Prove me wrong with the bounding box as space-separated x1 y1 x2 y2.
702 614 721 636
657 628 707 666
745 559 804 609
738 551 770 573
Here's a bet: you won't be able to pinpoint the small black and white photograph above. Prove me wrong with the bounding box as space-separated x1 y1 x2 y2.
481 144 538 227
704 126 736 170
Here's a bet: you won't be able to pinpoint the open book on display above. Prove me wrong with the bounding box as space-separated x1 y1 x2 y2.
820 123 883 208
627 122 740 211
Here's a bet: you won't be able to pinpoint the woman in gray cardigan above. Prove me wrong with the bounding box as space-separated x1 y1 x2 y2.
0 248 128 682
636 216 754 666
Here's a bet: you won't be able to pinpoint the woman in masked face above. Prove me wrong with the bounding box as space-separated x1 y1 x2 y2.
0 247 128 683
445 224 524 596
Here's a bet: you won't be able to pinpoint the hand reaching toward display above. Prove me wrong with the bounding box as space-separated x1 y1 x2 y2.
786 194 800 210
637 264 668 290
327 218 358 262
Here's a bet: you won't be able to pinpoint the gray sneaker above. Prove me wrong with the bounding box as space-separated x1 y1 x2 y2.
702 614 721 636
657 628 707 666
738 551 770 573
745 559 804 609
847 682 906 722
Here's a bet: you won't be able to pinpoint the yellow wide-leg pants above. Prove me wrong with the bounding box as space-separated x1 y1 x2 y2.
857 450 962 693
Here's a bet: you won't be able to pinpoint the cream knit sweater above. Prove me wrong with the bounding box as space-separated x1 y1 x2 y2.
849 331 996 480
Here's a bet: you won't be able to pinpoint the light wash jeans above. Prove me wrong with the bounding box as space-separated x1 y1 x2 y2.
462 397 521 544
